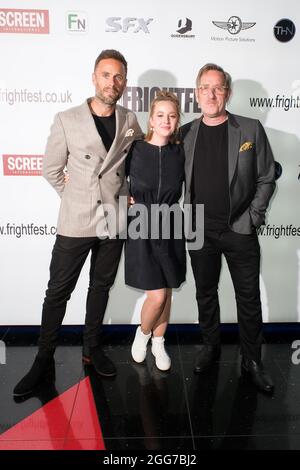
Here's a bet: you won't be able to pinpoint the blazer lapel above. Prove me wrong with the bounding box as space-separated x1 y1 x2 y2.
228 113 241 185
184 118 201 191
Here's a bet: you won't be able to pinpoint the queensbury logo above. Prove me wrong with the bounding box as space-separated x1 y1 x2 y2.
212 16 255 35
0 9 49 34
3 155 44 176
171 17 195 39
177 18 192 34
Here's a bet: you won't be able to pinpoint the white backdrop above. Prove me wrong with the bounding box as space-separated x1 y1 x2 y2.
0 0 299 325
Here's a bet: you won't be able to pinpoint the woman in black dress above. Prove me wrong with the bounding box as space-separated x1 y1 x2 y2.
125 91 186 371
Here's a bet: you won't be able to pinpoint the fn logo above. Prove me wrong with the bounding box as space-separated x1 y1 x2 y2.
66 12 87 32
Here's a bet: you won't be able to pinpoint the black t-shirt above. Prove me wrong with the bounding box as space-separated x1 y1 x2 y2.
192 120 230 231
92 112 116 152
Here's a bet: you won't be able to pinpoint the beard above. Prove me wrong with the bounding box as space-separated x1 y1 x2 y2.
95 87 122 106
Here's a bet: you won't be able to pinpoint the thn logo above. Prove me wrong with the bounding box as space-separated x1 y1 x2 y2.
0 341 5 365
212 16 255 35
177 17 192 34
105 17 153 33
274 19 296 43
66 12 87 32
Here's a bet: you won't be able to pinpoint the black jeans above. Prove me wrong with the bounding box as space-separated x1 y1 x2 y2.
38 235 124 354
189 229 263 362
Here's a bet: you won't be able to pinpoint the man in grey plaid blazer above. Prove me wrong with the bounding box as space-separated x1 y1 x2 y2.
14 50 142 397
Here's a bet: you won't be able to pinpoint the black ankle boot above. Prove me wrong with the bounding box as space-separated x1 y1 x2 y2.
88 346 116 377
241 357 274 394
13 355 55 397
194 344 221 373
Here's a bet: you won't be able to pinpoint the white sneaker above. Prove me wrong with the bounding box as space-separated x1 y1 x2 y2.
151 336 171 371
131 326 151 363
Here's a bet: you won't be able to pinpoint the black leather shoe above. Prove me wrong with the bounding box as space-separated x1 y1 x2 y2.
88 346 117 377
194 344 221 373
13 355 55 397
241 357 274 394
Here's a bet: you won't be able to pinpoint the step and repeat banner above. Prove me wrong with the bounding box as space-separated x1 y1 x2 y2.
0 0 299 325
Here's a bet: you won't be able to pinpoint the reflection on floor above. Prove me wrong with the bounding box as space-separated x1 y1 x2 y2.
0 325 300 450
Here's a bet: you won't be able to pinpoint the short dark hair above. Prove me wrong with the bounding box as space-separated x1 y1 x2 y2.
196 63 231 89
94 49 127 76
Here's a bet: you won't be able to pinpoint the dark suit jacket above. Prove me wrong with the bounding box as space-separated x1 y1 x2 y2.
181 112 276 234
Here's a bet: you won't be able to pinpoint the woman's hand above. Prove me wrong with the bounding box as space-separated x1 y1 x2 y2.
127 196 135 207
63 170 69 184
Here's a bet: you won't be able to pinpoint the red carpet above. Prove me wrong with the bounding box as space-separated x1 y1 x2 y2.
0 377 105 450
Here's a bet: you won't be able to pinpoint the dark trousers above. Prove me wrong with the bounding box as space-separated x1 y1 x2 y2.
189 230 263 362
38 235 124 354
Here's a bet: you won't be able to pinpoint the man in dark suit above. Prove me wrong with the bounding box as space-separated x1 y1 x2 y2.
181 63 275 393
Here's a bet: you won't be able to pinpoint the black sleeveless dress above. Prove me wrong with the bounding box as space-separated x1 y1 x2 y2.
125 140 186 290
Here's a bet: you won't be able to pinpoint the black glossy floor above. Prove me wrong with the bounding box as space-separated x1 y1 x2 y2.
1 325 300 451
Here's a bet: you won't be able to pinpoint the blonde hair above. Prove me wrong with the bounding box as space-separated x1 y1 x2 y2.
145 90 181 144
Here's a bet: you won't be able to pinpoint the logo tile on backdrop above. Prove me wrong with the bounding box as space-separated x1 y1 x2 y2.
2 155 44 176
0 9 49 34
66 11 87 33
105 17 153 33
274 19 296 42
211 15 256 43
171 18 195 39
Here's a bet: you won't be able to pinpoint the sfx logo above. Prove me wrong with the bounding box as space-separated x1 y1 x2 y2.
212 15 255 35
105 17 153 33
